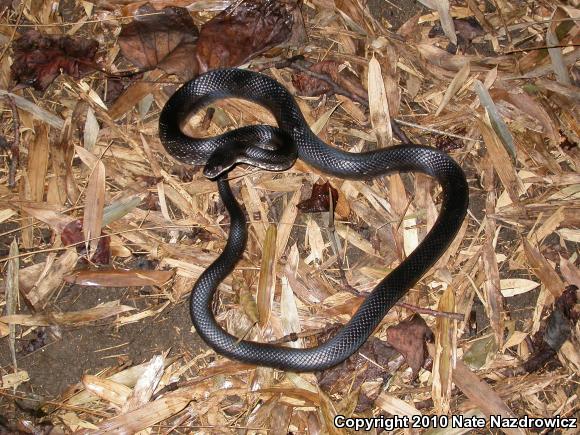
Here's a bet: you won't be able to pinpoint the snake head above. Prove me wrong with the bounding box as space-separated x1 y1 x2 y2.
203 151 236 179
202 126 298 180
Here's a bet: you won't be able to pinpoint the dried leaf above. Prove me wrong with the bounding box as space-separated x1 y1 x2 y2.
310 102 341 135
441 348 525 435
121 354 165 413
500 278 540 297
386 314 433 376
431 0 457 45
0 302 134 326
523 239 564 298
83 106 99 151
436 62 470 115
118 4 199 79
63 269 173 287
257 224 277 328
292 60 366 100
546 19 571 86
374 392 422 417
474 80 516 158
297 181 338 213
367 57 392 146
11 30 98 91
28 124 49 202
317 387 343 435
195 0 299 72
83 159 105 257
305 218 325 264
559 256 580 288
235 277 259 325
6 239 19 370
80 389 197 435
476 117 523 206
82 375 132 406
432 285 456 414
280 276 302 348
482 234 503 346
61 219 111 265
26 250 79 308
1 370 29 389
275 189 301 261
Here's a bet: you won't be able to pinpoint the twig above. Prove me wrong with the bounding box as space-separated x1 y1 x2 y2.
392 119 482 142
268 325 339 345
395 302 464 321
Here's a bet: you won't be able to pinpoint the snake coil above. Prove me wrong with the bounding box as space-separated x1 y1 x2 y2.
159 68 468 371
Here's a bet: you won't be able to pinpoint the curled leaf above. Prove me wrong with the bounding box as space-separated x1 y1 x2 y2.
292 60 366 100
297 181 338 213
118 4 199 80
61 219 111 265
11 30 98 91
195 0 300 72
385 314 433 376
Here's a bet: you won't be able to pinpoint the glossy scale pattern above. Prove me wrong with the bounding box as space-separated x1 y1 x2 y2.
159 68 469 371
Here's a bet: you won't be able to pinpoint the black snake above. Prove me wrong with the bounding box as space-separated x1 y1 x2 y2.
158 68 469 371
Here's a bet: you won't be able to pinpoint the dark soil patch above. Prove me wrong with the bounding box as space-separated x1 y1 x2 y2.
0 283 204 399
368 0 425 30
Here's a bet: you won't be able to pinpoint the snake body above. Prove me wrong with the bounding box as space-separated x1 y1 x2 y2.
159 68 468 371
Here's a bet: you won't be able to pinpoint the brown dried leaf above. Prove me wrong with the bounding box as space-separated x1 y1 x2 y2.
476 117 523 206
61 219 111 265
83 159 106 258
0 90 64 129
418 0 457 45
385 314 433 376
80 389 198 435
235 276 259 325
26 250 79 308
275 189 301 261
374 392 422 417
297 181 338 213
559 256 580 288
0 302 135 327
109 80 159 121
436 345 525 435
28 124 49 202
11 30 98 91
292 60 366 101
523 239 565 298
63 269 173 288
6 239 18 369
436 62 470 116
368 57 392 146
257 224 277 328
317 387 343 435
280 276 302 348
431 285 456 414
118 4 199 80
491 87 559 146
82 375 132 406
121 354 165 413
482 238 504 347
195 0 299 72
